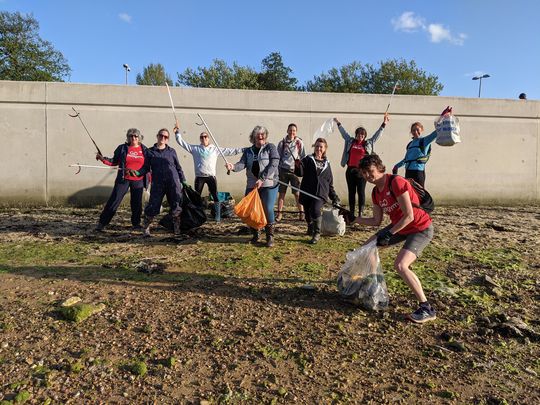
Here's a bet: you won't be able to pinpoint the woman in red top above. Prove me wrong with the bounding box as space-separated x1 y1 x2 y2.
94 128 148 231
353 154 436 323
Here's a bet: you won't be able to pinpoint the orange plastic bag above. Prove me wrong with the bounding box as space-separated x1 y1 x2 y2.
234 188 267 230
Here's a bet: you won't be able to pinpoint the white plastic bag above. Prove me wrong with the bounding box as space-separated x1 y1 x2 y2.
435 111 461 146
321 207 346 236
312 118 335 143
337 240 389 310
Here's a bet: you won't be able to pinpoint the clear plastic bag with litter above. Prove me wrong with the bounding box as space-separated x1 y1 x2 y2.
337 240 389 310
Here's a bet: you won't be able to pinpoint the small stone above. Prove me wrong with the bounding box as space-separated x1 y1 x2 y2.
1 342 8 349
525 367 538 377
60 297 82 307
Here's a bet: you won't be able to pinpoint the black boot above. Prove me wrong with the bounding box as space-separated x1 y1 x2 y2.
143 215 154 237
265 224 275 248
173 214 182 235
306 221 313 235
310 217 322 244
250 228 259 244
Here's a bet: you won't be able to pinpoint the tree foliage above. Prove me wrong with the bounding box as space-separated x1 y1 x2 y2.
136 63 173 86
177 59 259 89
0 11 71 81
257 52 298 91
177 52 297 91
305 59 443 95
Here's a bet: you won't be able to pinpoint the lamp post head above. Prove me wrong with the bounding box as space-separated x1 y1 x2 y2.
472 74 490 80
123 64 131 72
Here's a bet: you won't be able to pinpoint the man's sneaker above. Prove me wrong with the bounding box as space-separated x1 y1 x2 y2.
408 305 436 324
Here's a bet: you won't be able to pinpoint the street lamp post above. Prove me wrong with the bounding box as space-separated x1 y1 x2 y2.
472 74 490 98
123 64 130 85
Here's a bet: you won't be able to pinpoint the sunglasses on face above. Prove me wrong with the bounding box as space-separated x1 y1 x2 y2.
200 135 208 139
128 134 139 138
158 134 169 139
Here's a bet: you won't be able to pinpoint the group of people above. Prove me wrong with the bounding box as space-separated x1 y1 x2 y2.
95 109 444 323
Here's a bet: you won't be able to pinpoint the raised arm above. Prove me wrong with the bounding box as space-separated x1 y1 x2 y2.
173 121 194 153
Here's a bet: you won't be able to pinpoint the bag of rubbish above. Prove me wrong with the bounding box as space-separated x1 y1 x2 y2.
234 188 267 230
159 185 207 232
311 118 335 143
435 106 461 146
209 192 235 219
337 240 389 310
321 207 346 236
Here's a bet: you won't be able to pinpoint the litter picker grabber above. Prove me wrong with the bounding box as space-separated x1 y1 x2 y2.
276 179 351 220
165 82 179 123
69 163 124 175
68 107 103 156
384 81 400 114
196 113 231 175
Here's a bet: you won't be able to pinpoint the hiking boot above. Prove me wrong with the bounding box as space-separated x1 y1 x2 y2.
408 304 436 324
265 224 275 248
143 215 154 237
309 217 322 244
94 223 106 232
275 211 283 222
173 215 182 235
250 228 259 244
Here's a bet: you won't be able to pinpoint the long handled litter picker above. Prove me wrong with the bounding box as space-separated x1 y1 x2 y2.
69 163 124 175
68 107 103 156
165 82 179 123
196 113 231 175
384 81 400 114
276 180 352 220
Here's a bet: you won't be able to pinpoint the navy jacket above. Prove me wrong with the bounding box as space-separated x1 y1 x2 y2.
298 155 338 205
103 143 149 188
139 144 186 184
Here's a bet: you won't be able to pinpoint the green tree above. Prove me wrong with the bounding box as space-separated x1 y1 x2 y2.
177 59 259 89
304 61 368 93
136 63 173 86
305 59 443 95
0 11 71 81
257 51 298 91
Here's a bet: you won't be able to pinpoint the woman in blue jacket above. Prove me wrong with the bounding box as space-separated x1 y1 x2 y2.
392 122 437 187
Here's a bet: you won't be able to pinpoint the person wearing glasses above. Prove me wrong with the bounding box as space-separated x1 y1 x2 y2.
173 121 244 222
226 126 280 247
94 128 149 232
131 128 187 237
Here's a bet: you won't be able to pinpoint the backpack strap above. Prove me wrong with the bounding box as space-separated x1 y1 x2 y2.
388 174 421 209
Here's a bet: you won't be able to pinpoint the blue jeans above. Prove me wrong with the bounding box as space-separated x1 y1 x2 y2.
245 185 279 224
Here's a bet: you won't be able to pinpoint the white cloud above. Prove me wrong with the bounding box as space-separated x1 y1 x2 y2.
391 11 425 32
118 13 132 23
392 12 466 46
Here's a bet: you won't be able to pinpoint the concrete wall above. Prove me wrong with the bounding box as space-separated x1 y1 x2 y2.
0 80 539 205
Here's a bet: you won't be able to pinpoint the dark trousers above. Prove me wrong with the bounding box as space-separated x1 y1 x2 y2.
194 176 218 202
144 180 183 217
345 166 367 217
99 179 144 226
405 169 426 188
302 198 325 223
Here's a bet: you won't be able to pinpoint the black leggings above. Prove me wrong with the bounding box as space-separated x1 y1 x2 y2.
194 176 218 202
302 198 325 223
405 170 426 188
345 166 367 217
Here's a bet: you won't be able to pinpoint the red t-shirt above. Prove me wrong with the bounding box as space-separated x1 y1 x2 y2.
372 174 432 235
124 145 144 181
347 140 367 167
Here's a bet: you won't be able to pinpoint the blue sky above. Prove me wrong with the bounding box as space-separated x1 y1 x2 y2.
2 0 539 99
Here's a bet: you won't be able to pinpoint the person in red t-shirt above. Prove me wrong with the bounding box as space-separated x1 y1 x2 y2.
94 128 148 231
353 154 436 323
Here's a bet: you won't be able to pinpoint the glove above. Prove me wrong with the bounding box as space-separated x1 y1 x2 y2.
392 166 398 175
182 181 189 188
376 229 393 246
127 169 140 177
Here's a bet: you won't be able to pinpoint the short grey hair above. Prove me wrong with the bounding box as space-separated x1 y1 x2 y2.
125 128 143 141
249 125 269 144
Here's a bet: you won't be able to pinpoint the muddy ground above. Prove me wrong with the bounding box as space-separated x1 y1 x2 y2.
0 205 539 404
